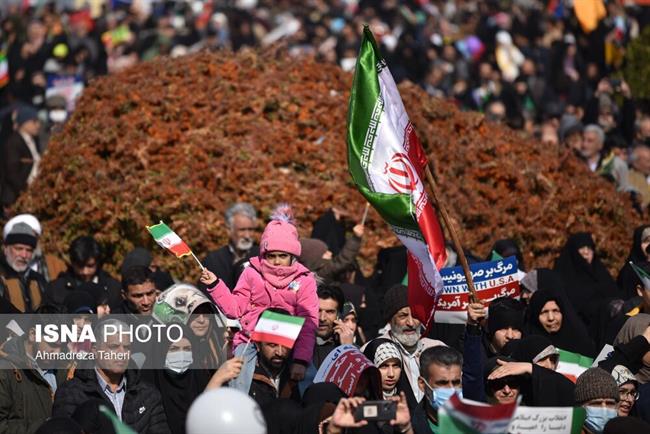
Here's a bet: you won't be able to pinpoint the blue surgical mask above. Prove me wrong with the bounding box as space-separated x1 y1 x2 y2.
584 406 617 434
421 377 462 410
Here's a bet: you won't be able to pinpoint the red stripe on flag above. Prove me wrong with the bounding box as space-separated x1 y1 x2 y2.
250 332 296 349
169 242 191 257
447 394 517 420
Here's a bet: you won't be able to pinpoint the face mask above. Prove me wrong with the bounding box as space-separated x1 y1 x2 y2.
165 350 193 374
421 378 462 410
49 109 67 123
584 406 617 434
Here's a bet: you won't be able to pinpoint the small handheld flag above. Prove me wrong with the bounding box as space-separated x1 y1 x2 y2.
250 310 305 349
629 261 650 290
147 221 204 270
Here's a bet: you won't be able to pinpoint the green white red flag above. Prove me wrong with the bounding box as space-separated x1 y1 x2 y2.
556 348 594 383
630 261 650 289
251 311 305 349
147 221 192 258
347 26 447 329
438 394 519 434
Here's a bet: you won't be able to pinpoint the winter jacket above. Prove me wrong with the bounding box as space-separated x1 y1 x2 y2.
200 244 260 290
53 368 170 434
0 255 47 313
207 258 318 364
0 337 70 434
0 132 35 207
315 235 361 283
46 269 122 311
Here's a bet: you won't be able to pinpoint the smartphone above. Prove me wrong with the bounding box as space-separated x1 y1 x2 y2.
353 400 397 422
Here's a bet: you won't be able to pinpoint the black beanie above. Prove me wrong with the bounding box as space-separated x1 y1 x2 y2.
382 284 409 324
487 297 524 336
3 222 38 248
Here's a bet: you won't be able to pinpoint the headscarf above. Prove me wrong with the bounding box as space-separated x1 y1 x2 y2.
617 225 650 300
488 239 525 270
503 335 559 364
362 338 417 409
526 286 596 357
140 323 211 434
553 233 618 320
614 314 650 384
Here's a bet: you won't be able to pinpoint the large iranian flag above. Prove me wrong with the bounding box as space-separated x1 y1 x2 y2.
347 26 447 329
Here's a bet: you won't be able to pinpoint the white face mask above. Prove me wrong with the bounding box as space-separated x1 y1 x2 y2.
49 109 67 123
165 350 193 374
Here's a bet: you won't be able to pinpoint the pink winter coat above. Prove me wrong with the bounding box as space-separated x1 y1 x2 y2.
206 257 319 364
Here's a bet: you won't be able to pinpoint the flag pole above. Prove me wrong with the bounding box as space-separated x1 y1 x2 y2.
190 251 205 271
360 202 370 226
423 165 478 303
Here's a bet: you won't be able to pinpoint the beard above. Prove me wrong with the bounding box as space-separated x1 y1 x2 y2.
236 237 253 251
6 254 29 273
391 323 421 348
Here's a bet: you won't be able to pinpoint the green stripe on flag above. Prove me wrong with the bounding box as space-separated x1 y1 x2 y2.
357 187 420 231
630 262 650 289
570 407 586 434
260 310 305 326
147 221 172 239
439 409 479 434
99 405 137 434
347 26 382 192
558 349 593 367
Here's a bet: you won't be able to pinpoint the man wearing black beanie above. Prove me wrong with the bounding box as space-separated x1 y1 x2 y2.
0 222 47 312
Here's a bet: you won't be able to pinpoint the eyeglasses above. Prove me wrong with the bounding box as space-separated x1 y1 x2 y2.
619 389 639 401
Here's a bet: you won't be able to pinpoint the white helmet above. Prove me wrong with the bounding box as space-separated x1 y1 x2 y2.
186 388 267 434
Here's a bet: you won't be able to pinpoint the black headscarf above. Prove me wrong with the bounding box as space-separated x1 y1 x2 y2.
298 383 346 434
525 286 596 357
362 338 417 410
503 335 557 364
140 323 211 434
311 209 346 255
488 239 525 270
617 225 650 300
553 232 618 322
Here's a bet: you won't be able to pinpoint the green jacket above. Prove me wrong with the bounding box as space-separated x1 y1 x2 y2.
0 337 69 433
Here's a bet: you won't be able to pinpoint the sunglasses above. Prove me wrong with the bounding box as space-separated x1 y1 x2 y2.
488 376 521 391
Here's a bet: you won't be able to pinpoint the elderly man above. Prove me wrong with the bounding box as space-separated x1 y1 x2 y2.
0 221 47 312
628 145 650 210
580 124 631 192
365 285 445 402
201 203 259 289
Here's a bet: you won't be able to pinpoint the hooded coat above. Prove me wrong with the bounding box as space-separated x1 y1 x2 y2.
553 233 618 326
617 225 650 300
207 256 318 364
526 286 596 357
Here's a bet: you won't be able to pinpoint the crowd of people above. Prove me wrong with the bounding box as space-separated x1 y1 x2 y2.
0 201 650 433
4 1 650 214
2 0 650 433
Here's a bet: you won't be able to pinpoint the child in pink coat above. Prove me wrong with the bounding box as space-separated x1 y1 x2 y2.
200 205 318 390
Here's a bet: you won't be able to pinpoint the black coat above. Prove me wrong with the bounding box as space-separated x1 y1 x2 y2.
52 368 170 434
46 269 122 311
200 244 259 290
0 132 35 207
0 254 47 313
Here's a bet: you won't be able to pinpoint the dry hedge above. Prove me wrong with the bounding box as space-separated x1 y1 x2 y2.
15 48 642 278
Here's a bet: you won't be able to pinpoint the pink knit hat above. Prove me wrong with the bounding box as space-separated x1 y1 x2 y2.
260 204 301 257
